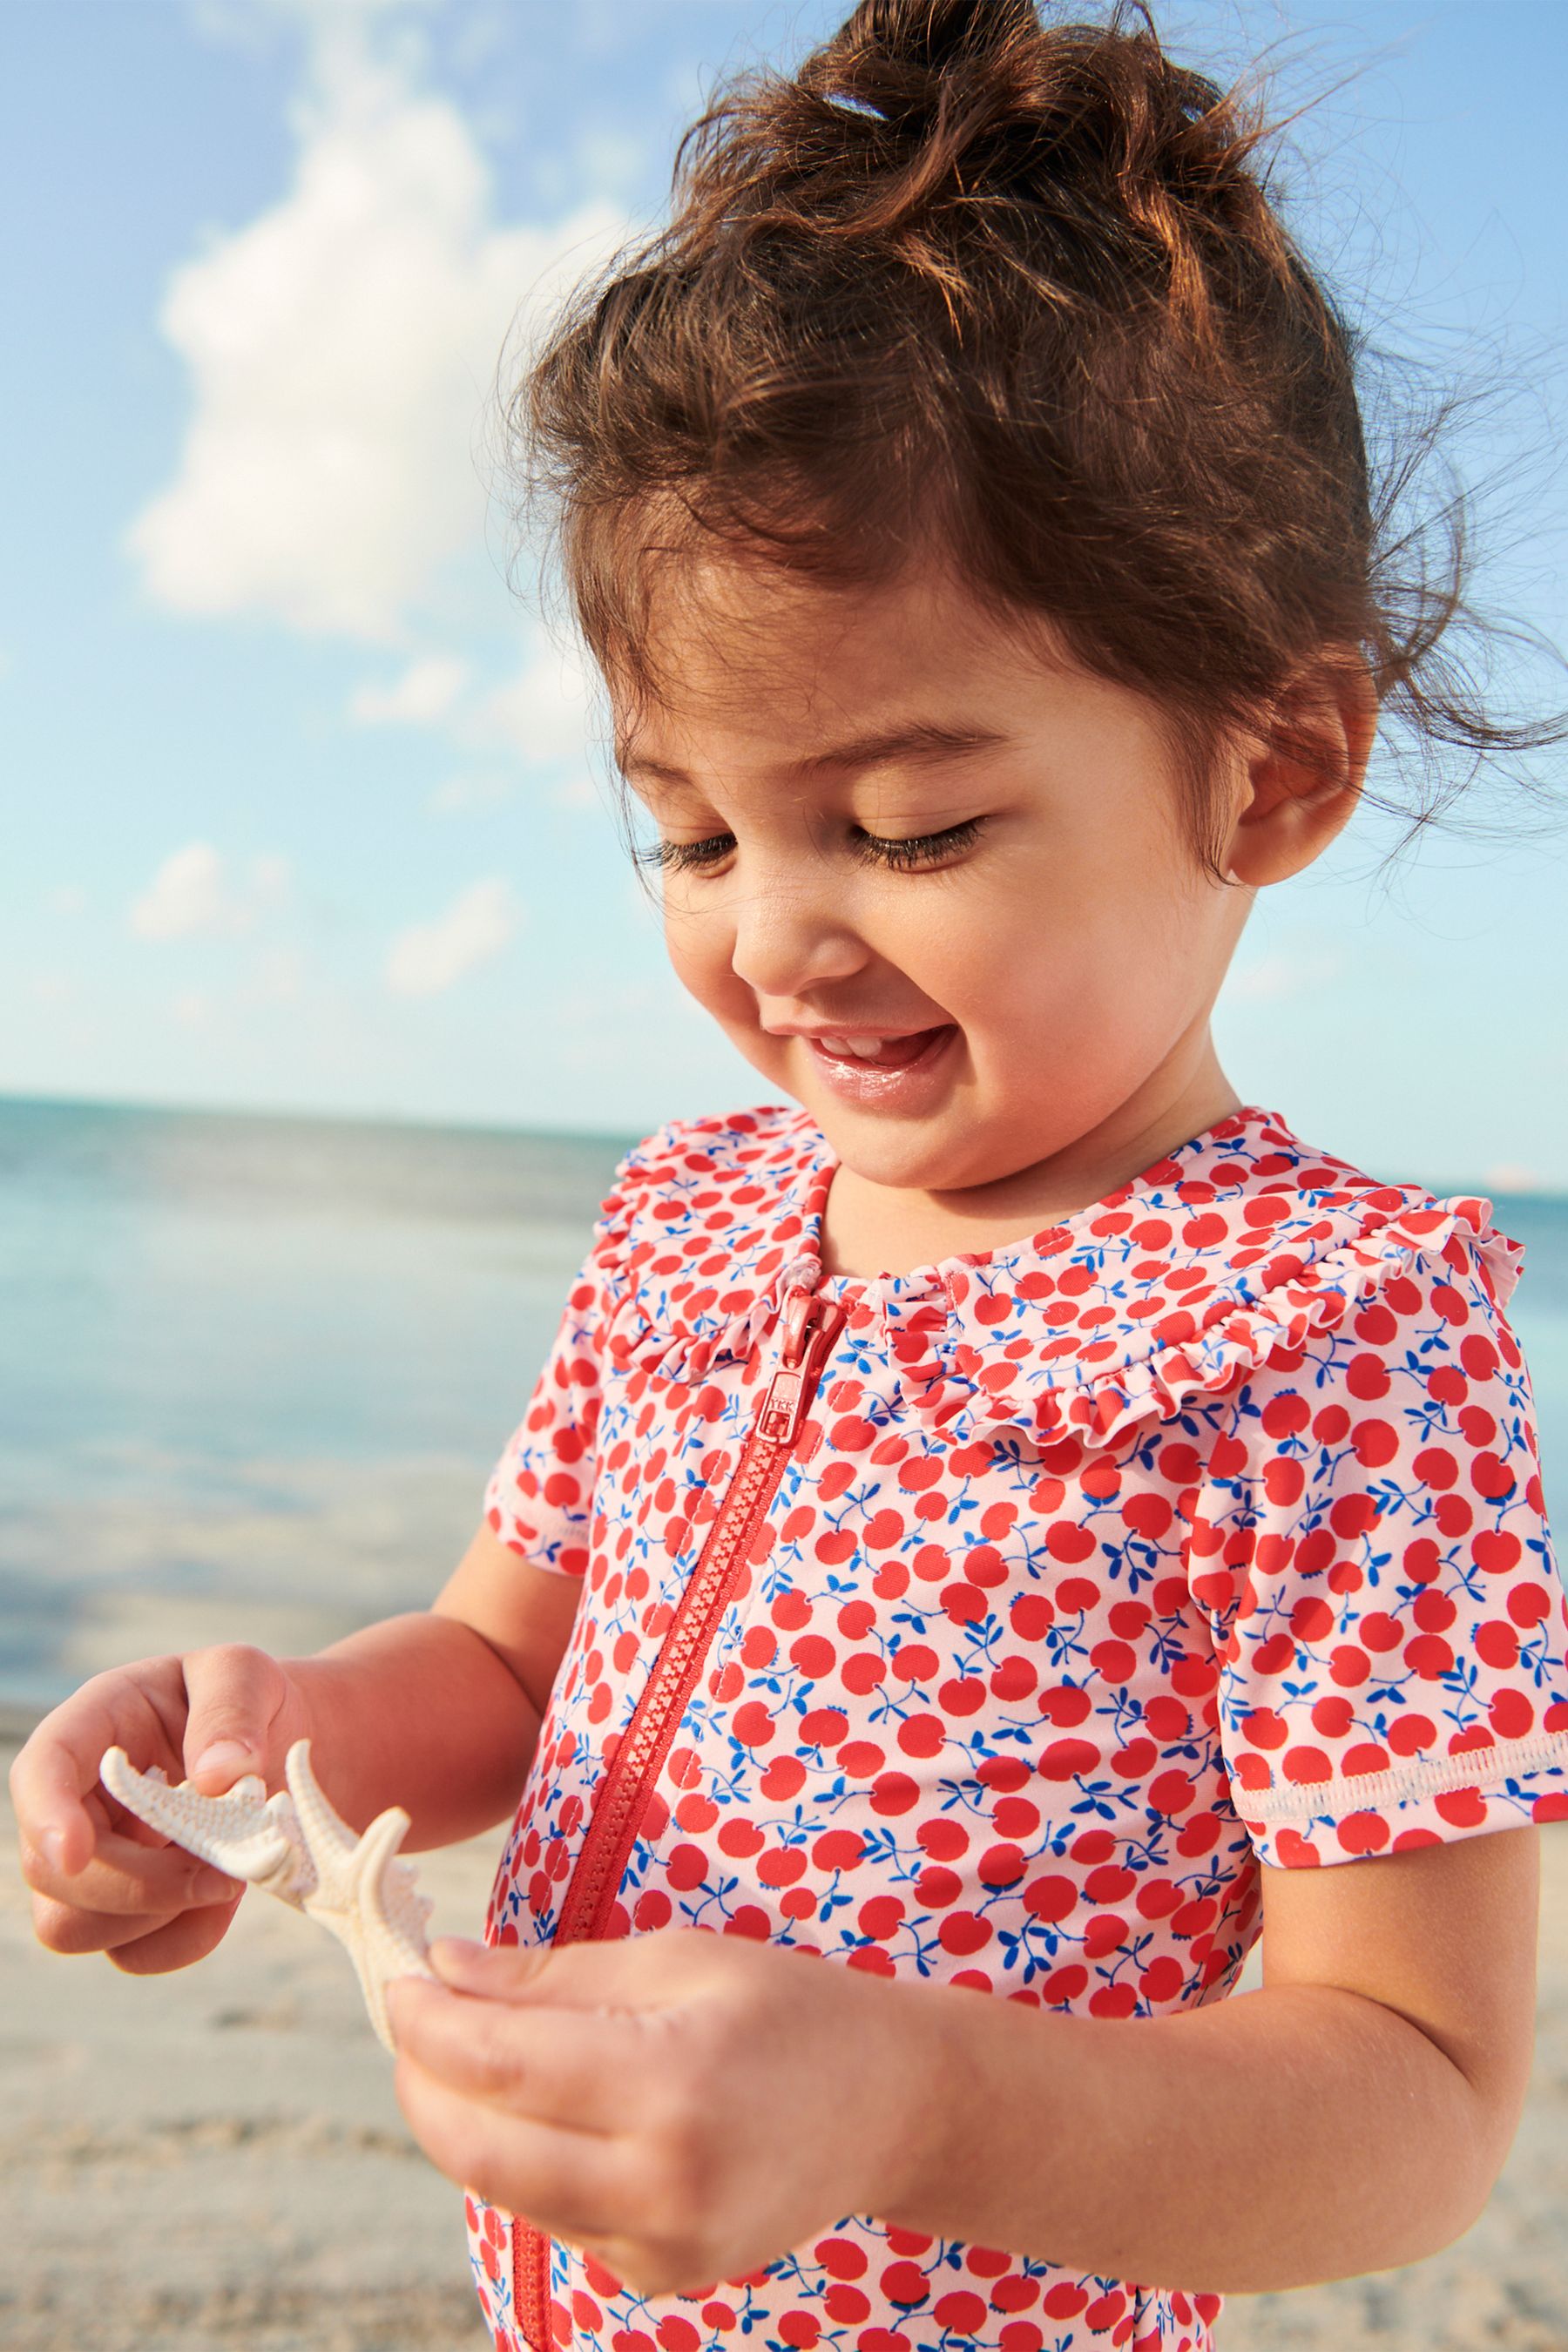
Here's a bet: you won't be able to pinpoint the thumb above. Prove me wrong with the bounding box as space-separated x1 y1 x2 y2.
428 1936 553 1999
181 1644 285 1791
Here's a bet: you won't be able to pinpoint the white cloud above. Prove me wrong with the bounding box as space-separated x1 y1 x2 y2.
475 631 602 765
476 639 599 764
129 844 290 942
385 876 519 995
129 1 624 641
131 844 238 940
349 653 471 726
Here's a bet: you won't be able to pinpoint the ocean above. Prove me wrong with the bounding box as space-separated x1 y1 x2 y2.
3 1093 1566 1715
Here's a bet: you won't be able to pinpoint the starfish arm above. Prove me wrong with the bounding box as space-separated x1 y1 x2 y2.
99 1746 307 1902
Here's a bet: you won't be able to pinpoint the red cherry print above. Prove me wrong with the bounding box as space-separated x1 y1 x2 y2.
879 2263 930 2308
1473 1530 1522 1575
1038 1736 1102 1781
870 1771 920 1815
1403 1632 1455 1680
471 1105 1568 2352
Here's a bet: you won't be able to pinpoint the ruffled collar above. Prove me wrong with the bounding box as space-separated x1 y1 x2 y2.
609 1103 1523 1452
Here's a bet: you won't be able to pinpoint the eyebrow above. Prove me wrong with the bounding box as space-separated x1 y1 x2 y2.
615 719 1014 786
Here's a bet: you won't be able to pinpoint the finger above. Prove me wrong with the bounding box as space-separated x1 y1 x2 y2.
428 1927 700 2011
180 1644 287 1789
394 2049 641 2245
108 1891 245 1976
10 1666 186 1876
385 1977 635 2133
19 1789 242 1918
30 1889 182 1957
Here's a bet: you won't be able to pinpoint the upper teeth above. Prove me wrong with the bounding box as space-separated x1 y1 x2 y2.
818 1034 889 1058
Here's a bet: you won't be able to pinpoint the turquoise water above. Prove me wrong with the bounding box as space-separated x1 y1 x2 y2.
3 1094 1565 1713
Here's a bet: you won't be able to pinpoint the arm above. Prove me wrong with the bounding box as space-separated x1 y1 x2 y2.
882 1824 1541 2293
280 1523 585 1850
12 1523 583 1975
385 1817 1541 2301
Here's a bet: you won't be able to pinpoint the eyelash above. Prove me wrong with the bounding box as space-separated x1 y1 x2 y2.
640 818 984 875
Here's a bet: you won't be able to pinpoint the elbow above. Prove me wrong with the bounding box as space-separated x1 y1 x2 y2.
1411 2059 1524 2265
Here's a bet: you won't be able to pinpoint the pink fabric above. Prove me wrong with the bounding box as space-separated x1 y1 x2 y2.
466 1101 1568 2352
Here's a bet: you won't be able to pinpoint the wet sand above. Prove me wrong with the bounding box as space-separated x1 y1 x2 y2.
3 1711 1565 2351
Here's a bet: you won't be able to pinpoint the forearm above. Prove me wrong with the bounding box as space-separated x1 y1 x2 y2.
282 1612 540 1851
883 1976 1490 2295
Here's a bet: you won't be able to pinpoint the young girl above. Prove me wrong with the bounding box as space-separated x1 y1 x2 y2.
15 3 1568 2349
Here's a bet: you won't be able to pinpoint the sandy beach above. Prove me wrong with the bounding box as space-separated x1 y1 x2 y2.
4 1710 1565 2352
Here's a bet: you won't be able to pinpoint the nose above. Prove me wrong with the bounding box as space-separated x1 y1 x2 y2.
727 868 868 1004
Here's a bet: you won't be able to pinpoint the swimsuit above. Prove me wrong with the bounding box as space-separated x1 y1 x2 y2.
466 1101 1568 2352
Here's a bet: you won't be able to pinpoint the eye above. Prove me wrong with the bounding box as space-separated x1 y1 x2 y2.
853 818 983 868
635 832 735 875
632 816 985 875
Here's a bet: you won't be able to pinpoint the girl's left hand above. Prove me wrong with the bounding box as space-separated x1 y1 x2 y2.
384 1926 941 2301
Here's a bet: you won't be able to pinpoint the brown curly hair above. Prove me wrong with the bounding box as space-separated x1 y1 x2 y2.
510 0 1559 872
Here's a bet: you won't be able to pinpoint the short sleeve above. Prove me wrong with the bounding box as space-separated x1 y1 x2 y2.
1192 1226 1568 1866
482 1134 652 1577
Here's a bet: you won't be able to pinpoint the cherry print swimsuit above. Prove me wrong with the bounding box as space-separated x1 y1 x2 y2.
465 1102 1568 2352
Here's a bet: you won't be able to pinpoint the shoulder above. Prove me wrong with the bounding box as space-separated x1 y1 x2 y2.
957 1106 1530 1451
589 1099 824 1277
1132 1105 1524 1313
1119 1105 1527 1359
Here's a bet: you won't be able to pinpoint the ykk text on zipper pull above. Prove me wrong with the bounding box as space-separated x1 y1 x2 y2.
755 1287 836 1448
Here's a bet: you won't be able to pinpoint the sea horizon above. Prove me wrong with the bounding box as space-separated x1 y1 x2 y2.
4 1090 1565 1717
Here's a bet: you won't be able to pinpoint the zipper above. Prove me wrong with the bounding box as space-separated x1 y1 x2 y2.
510 1283 844 2349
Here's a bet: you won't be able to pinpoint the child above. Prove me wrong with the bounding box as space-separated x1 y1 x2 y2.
15 3 1568 2349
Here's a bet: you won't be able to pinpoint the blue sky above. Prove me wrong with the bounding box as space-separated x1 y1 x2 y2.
2 0 1565 1186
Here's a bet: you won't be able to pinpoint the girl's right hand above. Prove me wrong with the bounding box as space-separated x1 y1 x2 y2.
9 1645 313 1976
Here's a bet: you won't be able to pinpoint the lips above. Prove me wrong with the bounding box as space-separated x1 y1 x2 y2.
799 1022 959 1108
810 1026 949 1070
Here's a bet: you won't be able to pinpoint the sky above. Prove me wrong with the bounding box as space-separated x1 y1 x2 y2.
2 0 1565 1187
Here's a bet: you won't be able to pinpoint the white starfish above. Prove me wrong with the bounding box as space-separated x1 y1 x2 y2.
100 1737 436 2051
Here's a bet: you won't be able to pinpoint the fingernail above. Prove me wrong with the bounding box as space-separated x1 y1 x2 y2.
40 1827 69 1875
198 1867 244 1903
192 1741 253 1782
429 1936 487 1977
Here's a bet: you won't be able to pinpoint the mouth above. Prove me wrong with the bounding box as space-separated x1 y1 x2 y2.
794 1023 959 1106
807 1027 950 1070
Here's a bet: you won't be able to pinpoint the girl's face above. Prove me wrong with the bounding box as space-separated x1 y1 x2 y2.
616 557 1256 1205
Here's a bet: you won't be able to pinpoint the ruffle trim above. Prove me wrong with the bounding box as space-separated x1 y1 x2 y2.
931 1193 1523 1449
602 1193 1522 1452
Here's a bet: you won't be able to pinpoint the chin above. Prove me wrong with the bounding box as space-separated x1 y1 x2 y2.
808 1105 990 1192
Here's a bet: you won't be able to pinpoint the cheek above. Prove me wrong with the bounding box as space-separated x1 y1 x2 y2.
663 902 730 1010
663 902 774 1051
945 856 1211 1047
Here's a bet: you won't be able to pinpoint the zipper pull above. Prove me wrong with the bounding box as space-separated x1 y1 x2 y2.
754 1289 838 1448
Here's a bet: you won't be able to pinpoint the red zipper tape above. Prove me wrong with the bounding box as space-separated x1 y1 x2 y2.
509 1286 845 2350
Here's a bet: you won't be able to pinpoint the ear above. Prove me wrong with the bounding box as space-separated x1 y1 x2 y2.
1224 649 1379 888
